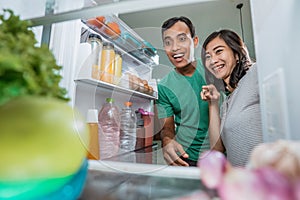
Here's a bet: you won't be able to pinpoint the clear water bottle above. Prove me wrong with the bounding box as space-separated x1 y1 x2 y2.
98 98 120 159
120 101 137 152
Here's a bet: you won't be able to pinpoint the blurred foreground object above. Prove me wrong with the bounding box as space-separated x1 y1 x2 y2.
0 9 89 199
0 9 68 106
0 96 89 199
249 139 300 181
198 150 300 200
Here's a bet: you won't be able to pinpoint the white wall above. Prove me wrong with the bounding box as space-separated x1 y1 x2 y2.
250 0 300 141
0 0 85 107
0 0 46 19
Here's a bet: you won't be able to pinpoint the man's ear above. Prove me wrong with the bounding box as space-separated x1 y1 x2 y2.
193 36 199 48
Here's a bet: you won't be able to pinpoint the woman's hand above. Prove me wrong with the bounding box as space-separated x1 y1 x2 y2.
201 84 220 103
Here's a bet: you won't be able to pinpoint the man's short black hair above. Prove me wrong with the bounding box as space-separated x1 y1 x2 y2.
161 16 195 38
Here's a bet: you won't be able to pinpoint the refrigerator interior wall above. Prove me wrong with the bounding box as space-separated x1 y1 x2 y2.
74 81 153 121
250 0 300 141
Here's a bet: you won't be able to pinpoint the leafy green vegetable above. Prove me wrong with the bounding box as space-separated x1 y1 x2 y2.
0 9 69 106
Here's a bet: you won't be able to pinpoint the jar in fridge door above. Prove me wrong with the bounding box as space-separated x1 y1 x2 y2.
100 42 115 84
88 34 102 80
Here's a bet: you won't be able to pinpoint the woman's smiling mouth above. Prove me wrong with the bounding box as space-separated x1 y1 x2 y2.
212 64 224 72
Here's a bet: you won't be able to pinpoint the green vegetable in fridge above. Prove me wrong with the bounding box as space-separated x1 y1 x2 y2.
0 9 68 106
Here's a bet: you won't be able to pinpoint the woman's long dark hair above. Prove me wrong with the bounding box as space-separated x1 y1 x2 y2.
201 29 252 92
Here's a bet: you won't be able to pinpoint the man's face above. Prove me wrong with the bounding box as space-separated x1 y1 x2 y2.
162 21 198 69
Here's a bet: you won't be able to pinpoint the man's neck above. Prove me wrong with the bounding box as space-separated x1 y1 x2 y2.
175 60 197 77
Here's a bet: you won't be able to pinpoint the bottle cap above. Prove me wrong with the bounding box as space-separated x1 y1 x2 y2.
86 109 98 123
115 50 122 56
124 101 132 107
88 33 102 42
103 41 114 48
106 98 114 103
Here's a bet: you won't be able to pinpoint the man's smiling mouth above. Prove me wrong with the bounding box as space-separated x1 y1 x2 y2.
173 53 184 58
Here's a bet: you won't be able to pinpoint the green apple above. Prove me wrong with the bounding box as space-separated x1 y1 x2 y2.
0 96 89 181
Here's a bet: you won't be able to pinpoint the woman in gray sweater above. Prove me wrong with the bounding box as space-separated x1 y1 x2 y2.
200 29 263 167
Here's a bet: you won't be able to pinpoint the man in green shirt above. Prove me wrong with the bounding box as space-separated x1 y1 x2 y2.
156 16 209 166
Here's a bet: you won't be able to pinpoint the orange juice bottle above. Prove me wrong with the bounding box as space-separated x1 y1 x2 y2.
114 50 122 85
86 109 100 160
100 42 115 83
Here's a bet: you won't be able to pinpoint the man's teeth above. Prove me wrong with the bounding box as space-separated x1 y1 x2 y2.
173 54 184 58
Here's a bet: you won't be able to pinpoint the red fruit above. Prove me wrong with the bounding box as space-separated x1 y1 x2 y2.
87 18 102 29
96 16 106 24
103 22 121 39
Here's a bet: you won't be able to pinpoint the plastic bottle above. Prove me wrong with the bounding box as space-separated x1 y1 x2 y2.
114 50 122 85
86 109 100 160
88 34 102 80
98 98 120 159
119 101 137 152
100 42 115 84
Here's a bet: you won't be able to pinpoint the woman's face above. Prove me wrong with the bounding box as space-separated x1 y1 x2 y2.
163 21 198 69
204 36 238 85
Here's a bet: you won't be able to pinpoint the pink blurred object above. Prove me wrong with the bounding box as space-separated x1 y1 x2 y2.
218 167 265 200
293 180 300 200
249 140 300 181
254 167 294 200
177 191 211 200
197 150 229 189
138 108 154 116
198 149 299 200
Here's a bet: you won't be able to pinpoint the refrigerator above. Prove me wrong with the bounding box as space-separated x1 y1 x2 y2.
1 1 213 199
2 0 299 199
250 0 300 141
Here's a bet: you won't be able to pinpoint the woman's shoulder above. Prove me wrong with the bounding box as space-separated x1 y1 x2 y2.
248 63 257 73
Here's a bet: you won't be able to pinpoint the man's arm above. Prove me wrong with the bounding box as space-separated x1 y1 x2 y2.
160 116 189 166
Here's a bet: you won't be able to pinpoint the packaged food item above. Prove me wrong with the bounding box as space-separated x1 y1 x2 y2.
135 110 145 150
100 42 115 83
138 108 154 147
